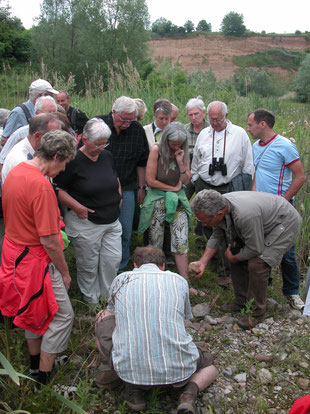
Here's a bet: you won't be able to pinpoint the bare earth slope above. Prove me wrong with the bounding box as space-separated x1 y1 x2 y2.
148 34 309 80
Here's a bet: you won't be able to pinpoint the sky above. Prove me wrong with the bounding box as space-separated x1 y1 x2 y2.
6 0 310 34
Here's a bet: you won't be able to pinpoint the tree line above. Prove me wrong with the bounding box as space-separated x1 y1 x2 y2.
1 0 310 102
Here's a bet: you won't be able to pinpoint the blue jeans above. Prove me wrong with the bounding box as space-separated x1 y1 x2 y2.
118 190 135 272
281 245 300 295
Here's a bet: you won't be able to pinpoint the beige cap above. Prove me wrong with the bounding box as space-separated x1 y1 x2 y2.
29 79 59 95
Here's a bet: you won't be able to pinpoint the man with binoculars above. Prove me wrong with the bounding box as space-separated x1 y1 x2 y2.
191 100 254 285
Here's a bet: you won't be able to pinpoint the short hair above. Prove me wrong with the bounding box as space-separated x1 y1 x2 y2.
133 98 147 121
153 99 172 116
191 189 227 217
133 246 166 267
29 113 61 136
186 96 205 113
53 112 71 132
0 108 10 126
112 96 137 115
83 118 111 142
207 101 228 117
34 96 57 113
34 130 76 162
159 122 189 173
251 108 275 128
57 90 70 98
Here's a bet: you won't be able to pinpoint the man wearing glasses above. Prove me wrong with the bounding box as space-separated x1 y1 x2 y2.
191 101 254 286
97 96 149 273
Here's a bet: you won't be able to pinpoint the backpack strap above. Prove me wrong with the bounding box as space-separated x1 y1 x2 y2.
18 104 32 123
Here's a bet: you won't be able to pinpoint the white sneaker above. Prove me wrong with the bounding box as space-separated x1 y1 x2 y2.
53 384 78 399
285 294 305 310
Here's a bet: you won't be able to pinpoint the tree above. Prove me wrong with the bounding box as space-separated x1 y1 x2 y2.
31 0 150 91
183 20 194 33
295 53 310 102
196 20 211 32
0 2 30 64
221 11 246 36
152 17 176 35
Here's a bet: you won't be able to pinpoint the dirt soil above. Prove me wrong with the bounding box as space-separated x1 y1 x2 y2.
148 34 309 80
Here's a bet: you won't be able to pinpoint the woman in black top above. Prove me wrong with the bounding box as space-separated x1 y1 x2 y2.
55 118 122 306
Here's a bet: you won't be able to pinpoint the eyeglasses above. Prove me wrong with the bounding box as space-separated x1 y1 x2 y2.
209 117 225 123
94 141 109 149
117 114 136 124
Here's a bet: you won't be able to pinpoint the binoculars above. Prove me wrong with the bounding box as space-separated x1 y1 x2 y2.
208 157 227 176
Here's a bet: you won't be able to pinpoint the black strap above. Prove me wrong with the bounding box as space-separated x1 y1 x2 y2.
17 264 49 316
18 104 32 123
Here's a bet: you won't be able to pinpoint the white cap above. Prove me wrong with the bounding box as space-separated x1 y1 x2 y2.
29 79 59 95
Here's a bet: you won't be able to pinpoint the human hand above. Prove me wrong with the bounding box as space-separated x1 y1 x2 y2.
75 204 95 219
137 188 146 204
225 244 239 263
175 149 184 164
62 273 71 291
188 261 206 278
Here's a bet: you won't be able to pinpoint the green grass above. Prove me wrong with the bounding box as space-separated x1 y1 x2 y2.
233 49 307 70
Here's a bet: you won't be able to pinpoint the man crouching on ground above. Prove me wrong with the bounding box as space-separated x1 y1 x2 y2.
95 245 217 413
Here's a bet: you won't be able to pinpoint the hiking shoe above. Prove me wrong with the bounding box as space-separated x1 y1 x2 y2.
217 276 230 288
95 369 121 390
221 303 243 313
122 384 146 411
177 392 197 414
285 294 304 310
237 316 264 330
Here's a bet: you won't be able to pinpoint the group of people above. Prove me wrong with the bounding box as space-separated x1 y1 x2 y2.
0 78 307 413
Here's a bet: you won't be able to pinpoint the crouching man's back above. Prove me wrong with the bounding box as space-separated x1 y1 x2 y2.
95 246 217 413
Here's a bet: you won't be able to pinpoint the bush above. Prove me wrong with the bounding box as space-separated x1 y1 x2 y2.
295 53 310 102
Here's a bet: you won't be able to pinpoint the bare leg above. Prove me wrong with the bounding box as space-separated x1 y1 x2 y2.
39 350 56 372
26 338 42 355
174 253 188 278
189 365 217 392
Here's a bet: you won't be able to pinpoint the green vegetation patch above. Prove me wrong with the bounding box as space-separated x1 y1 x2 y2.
233 48 306 69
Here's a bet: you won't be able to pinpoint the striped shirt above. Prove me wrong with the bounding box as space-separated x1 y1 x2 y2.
107 263 199 385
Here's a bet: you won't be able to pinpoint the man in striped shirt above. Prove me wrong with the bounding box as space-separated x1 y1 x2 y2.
248 108 306 311
95 246 217 413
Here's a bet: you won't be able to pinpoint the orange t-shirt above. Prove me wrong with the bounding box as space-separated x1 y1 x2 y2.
2 163 60 245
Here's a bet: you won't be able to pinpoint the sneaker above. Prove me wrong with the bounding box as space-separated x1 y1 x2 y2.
122 384 146 411
177 392 197 414
285 294 304 310
54 355 69 367
53 384 78 399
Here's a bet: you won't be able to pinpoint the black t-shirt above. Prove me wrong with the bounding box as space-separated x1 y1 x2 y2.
55 149 121 224
97 112 149 189
67 106 89 135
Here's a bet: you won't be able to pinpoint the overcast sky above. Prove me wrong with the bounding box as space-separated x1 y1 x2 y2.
7 0 310 33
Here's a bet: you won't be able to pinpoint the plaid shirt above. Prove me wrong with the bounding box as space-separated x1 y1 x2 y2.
98 113 149 190
185 119 209 155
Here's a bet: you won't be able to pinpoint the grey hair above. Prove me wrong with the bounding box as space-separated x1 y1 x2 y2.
34 130 76 162
112 96 138 116
154 99 172 116
83 117 111 142
133 98 147 120
186 96 205 113
34 96 57 113
56 104 66 114
0 108 10 126
158 122 189 173
191 190 227 217
207 101 228 117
